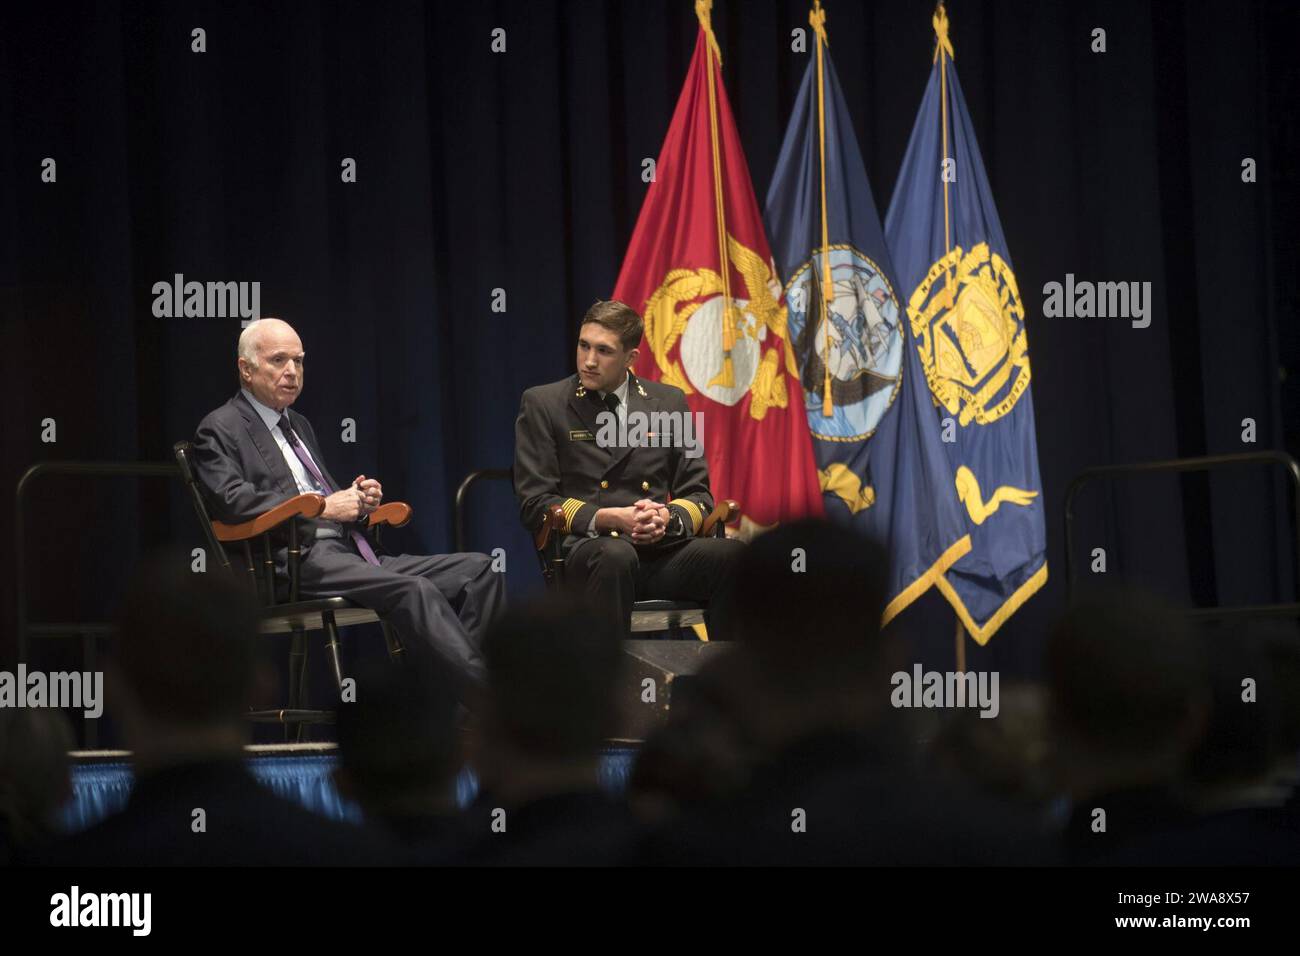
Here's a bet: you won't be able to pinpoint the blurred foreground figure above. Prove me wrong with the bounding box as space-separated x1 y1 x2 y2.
334 654 464 847
1047 592 1208 863
443 598 638 865
636 520 1047 864
927 681 1055 817
40 554 391 866
0 708 74 865
1056 600 1300 866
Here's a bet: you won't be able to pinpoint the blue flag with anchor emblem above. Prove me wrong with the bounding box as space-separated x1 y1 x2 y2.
764 4 971 625
883 4 1047 645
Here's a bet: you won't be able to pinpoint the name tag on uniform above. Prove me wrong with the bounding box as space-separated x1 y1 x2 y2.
569 429 595 442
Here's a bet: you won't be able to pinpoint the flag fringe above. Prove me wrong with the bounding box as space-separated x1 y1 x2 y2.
881 533 972 627
934 560 1048 646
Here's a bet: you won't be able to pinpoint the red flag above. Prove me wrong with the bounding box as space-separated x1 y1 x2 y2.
613 4 823 530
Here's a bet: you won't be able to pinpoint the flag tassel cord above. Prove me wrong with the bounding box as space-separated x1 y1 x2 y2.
697 0 737 390
935 1 955 308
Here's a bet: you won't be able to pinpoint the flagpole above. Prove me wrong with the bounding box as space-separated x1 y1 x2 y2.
934 2 965 673
811 1 834 418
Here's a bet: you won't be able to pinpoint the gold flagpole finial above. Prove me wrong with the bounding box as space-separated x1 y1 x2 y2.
932 1 955 63
695 0 723 67
809 0 829 48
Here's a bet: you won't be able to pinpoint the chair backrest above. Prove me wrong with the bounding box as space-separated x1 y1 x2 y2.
173 441 233 573
452 466 513 553
453 466 562 586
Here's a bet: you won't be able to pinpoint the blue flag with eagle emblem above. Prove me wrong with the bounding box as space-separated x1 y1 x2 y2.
883 3 1047 645
764 1 970 625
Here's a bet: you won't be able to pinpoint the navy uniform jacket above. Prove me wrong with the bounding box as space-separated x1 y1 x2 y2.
514 372 715 552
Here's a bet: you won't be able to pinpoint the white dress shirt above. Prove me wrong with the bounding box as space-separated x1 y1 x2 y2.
241 388 341 538
580 372 630 536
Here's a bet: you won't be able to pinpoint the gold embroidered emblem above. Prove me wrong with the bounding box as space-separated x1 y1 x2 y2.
642 235 798 421
906 242 1031 426
954 465 1037 525
819 463 876 515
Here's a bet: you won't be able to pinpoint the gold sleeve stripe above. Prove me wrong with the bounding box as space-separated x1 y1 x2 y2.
560 498 586 533
677 499 705 534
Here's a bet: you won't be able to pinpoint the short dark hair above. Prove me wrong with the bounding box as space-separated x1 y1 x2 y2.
580 300 644 352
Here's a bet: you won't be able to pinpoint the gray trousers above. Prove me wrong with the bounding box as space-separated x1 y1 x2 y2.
297 537 502 682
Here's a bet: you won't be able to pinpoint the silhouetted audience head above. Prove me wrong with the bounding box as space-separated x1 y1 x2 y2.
928 681 1052 809
711 518 888 649
631 520 898 819
705 519 898 744
473 597 622 805
636 523 1050 865
111 551 264 761
1047 591 1207 798
1186 621 1294 806
627 670 758 821
40 552 399 866
1082 617 1300 865
335 654 463 839
0 707 75 863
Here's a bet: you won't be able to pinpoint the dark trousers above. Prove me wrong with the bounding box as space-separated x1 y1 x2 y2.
561 535 744 637
297 537 503 682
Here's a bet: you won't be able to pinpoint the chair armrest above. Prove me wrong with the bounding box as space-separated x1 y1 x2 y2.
700 499 740 538
368 502 413 528
534 503 567 552
212 494 326 542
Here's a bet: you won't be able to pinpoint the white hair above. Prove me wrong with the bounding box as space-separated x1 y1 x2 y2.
238 320 266 369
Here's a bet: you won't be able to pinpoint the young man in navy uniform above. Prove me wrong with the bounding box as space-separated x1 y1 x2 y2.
513 300 743 637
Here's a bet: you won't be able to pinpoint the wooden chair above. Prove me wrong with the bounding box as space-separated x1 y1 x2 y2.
174 441 410 728
533 498 739 636
455 468 739 635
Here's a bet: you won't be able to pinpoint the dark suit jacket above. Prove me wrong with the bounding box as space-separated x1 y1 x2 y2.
513 372 715 553
192 391 366 575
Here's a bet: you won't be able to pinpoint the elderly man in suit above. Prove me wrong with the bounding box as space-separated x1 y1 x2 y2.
192 317 500 683
513 300 743 636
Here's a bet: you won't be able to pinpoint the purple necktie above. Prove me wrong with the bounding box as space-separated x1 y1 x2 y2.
278 415 381 567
